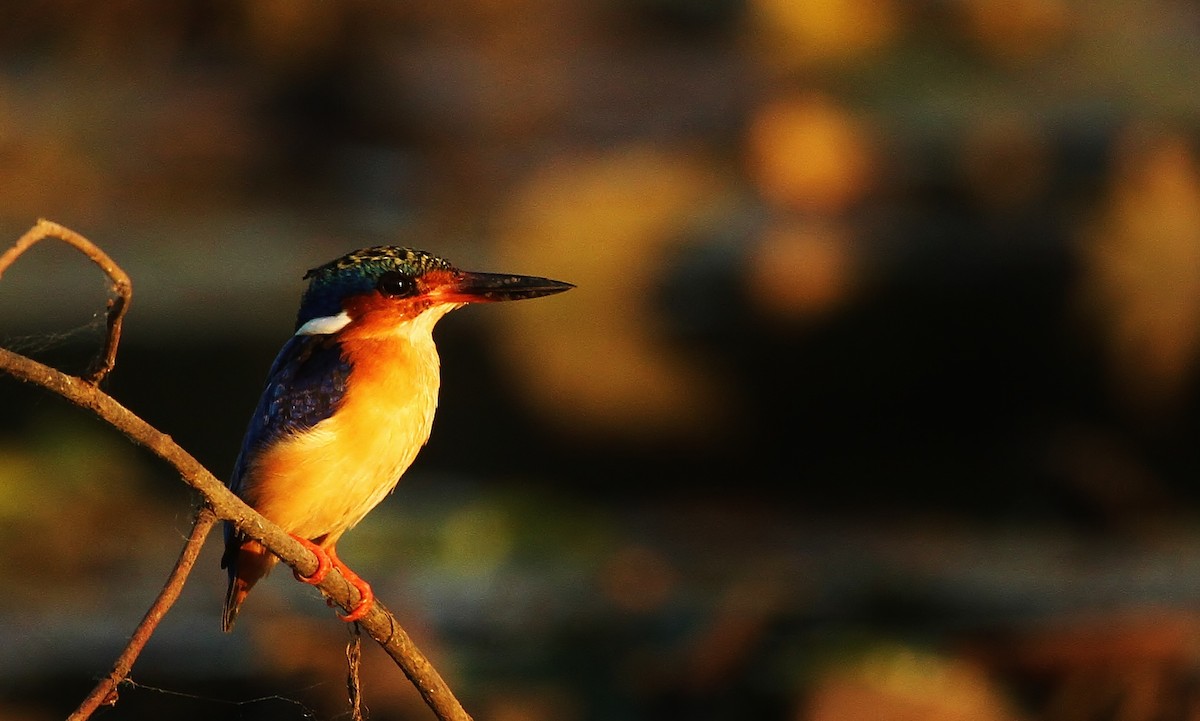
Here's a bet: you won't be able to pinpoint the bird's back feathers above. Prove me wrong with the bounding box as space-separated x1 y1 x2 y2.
232 334 353 489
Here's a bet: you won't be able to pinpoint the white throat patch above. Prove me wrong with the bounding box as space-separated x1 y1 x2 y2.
295 311 352 336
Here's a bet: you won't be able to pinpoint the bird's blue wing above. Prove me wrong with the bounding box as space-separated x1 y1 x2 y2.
227 333 352 495
222 333 352 579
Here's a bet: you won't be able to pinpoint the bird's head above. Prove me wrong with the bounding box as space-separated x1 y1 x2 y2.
294 246 573 338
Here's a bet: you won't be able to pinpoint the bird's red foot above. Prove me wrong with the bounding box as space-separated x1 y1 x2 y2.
327 547 375 622
289 534 332 584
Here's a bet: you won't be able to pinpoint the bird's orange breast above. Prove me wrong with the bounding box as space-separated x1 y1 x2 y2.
241 306 451 545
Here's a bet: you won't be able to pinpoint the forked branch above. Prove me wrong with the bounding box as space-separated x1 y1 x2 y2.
0 221 471 721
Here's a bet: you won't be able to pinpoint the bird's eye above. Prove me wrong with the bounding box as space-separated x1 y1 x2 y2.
377 271 418 298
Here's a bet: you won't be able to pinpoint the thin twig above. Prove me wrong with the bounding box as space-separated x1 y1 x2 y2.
0 218 132 384
0 221 471 721
67 507 218 721
347 622 365 721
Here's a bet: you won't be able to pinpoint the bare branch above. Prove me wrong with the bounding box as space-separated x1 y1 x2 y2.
0 221 472 721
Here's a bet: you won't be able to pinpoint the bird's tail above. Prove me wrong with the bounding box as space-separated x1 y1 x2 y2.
221 538 277 632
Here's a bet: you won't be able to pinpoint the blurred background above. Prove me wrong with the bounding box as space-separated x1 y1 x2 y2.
1 1 1200 719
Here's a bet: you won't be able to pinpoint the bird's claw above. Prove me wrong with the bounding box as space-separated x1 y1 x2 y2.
289 534 332 584
337 583 375 622
287 537 375 622
328 547 375 623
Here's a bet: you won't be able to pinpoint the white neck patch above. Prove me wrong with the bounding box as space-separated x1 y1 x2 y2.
295 311 352 336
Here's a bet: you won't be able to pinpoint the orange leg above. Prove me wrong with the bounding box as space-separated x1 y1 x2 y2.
327 546 375 622
289 534 332 584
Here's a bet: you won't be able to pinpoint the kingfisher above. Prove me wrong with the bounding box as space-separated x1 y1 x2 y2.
221 246 573 632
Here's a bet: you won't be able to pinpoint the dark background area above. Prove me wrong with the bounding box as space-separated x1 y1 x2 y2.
3 1 1200 720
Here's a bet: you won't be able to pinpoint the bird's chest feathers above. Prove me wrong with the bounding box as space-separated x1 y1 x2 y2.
334 336 441 485
252 331 442 538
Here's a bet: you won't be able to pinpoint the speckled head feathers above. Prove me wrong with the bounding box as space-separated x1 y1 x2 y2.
296 246 452 329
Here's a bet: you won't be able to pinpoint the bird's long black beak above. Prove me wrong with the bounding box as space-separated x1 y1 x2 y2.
444 271 574 303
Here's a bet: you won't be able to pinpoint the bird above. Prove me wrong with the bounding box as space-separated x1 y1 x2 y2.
221 245 573 632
